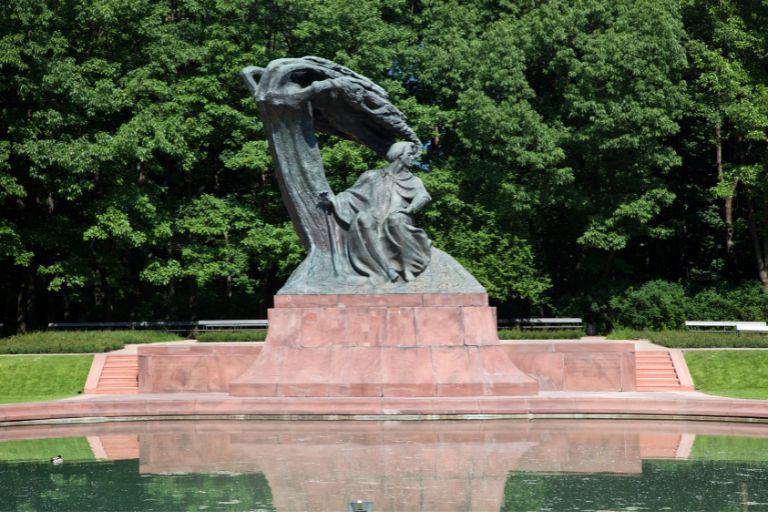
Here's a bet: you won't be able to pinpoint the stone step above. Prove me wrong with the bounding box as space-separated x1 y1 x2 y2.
92 354 139 394
101 369 138 375
637 372 677 378
634 350 688 392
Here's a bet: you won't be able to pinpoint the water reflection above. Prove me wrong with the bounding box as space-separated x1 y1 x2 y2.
1 419 768 511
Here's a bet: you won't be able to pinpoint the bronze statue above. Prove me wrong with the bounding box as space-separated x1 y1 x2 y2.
241 57 483 295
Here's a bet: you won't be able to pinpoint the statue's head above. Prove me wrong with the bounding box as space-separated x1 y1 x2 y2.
386 141 419 167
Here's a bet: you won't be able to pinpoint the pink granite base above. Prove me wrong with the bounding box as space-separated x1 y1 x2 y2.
504 342 636 391
267 293 497 347
229 293 539 397
138 344 262 393
229 345 538 397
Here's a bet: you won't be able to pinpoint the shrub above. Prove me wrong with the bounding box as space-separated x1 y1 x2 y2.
609 280 689 330
195 330 268 342
689 284 768 321
0 331 182 354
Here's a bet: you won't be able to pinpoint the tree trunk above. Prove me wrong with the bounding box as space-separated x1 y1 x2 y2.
745 188 768 291
15 266 36 334
63 293 71 321
16 282 27 334
188 277 198 321
715 124 736 264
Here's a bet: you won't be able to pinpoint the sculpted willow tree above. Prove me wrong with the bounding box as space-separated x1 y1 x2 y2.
240 56 483 294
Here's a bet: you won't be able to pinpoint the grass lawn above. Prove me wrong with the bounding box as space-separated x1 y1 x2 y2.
0 330 183 354
0 355 93 403
0 437 94 462
684 350 768 399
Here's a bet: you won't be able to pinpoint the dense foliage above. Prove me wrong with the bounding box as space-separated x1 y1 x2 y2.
2 0 767 333
609 280 768 329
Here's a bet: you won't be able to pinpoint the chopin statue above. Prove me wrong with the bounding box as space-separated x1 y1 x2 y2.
241 57 483 295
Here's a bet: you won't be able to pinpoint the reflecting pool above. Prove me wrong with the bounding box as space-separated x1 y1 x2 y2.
1 419 768 511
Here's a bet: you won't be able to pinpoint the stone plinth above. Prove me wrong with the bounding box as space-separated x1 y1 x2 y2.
229 293 539 397
139 344 262 393
503 342 636 392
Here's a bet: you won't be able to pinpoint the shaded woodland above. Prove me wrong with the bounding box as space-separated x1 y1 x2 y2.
2 0 767 333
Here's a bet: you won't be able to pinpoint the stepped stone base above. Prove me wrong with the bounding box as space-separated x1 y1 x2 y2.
229 293 539 397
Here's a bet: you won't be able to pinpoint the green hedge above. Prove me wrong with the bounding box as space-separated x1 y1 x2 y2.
0 331 183 354
607 329 768 348
498 329 583 340
195 330 268 342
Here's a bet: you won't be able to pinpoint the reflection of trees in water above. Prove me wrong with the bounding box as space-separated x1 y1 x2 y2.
0 459 275 511
502 459 768 512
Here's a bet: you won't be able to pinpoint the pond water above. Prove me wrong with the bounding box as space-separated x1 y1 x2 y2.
1 419 768 511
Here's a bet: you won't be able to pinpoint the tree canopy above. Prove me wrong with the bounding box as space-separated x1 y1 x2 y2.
2 0 767 332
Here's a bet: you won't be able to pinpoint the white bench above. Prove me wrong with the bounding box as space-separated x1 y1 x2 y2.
737 324 768 333
499 318 583 330
685 321 768 333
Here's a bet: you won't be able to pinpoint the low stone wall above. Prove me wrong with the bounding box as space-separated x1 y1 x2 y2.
504 342 636 392
138 344 262 393
137 341 636 394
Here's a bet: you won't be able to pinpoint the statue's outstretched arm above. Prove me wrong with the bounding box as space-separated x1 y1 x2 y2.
240 66 264 95
408 189 432 214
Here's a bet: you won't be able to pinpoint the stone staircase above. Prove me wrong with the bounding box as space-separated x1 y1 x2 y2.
635 350 694 392
86 354 139 394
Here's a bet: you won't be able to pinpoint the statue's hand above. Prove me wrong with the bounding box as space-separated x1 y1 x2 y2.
318 191 333 211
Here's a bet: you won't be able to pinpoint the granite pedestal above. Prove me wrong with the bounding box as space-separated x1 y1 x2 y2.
228 293 539 397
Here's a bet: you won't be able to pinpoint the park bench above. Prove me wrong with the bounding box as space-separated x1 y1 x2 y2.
685 321 768 333
498 318 583 330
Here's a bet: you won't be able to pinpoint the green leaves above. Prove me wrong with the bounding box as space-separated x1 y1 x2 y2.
1 0 768 330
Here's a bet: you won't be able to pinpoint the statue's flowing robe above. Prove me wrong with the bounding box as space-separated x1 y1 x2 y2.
332 169 432 282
